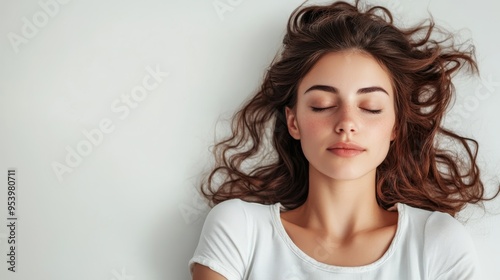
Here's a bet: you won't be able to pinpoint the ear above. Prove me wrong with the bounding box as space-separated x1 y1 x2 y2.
285 106 301 140
390 124 396 141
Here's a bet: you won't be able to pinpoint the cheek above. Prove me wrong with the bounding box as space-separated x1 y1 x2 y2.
371 117 395 141
298 115 331 138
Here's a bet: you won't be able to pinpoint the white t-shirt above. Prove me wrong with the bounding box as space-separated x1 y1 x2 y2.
189 199 479 279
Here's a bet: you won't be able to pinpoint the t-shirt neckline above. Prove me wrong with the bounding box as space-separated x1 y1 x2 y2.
271 202 405 273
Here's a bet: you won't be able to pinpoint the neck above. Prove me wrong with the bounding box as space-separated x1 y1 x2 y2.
296 165 388 240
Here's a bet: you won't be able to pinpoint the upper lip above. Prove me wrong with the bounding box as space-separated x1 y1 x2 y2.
327 142 366 151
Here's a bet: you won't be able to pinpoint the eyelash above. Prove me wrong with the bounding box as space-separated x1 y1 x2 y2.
365 109 382 114
310 107 382 114
311 106 333 112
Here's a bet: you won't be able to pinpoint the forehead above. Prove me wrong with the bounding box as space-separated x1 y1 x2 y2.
298 50 394 96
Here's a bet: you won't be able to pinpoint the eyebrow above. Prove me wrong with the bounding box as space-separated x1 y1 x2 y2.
304 85 389 95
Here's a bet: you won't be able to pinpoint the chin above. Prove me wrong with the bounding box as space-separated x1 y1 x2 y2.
320 168 370 182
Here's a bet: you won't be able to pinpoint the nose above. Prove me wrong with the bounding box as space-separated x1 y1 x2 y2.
334 108 358 134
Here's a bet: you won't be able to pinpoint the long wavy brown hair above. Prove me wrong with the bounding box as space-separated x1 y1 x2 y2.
200 0 499 216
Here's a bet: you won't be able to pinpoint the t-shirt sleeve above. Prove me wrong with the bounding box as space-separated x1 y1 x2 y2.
423 211 480 280
188 199 249 280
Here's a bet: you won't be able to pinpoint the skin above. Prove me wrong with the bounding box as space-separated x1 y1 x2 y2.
192 264 226 280
193 50 399 278
282 50 398 266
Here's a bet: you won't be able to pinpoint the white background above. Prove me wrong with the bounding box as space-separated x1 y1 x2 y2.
0 0 499 279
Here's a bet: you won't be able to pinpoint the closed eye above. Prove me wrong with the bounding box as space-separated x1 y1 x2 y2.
311 106 382 114
363 108 382 114
311 106 335 112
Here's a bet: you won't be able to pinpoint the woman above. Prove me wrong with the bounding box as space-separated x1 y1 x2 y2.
189 1 498 279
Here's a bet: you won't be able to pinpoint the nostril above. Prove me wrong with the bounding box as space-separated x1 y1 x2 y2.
335 125 356 134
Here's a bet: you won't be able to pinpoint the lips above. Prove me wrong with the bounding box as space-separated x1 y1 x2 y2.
327 142 366 157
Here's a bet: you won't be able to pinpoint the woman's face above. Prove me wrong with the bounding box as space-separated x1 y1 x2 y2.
286 50 396 181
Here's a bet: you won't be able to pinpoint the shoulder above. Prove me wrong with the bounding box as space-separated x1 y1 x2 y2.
399 203 473 240
211 198 271 211
398 204 479 279
201 198 275 240
206 198 273 223
424 210 472 242
422 209 477 259
400 203 476 254
189 199 275 279
423 210 477 256
398 203 435 226
402 205 480 279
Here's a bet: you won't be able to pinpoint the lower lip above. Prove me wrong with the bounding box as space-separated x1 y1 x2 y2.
328 148 364 157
